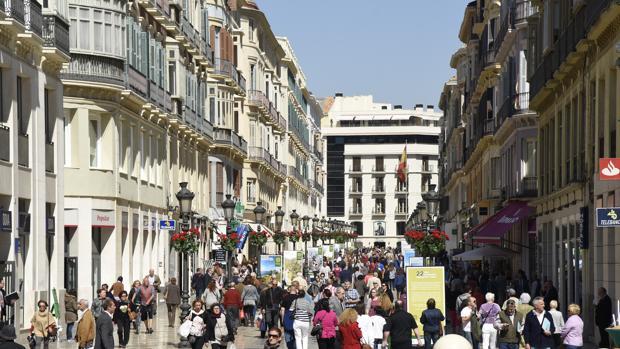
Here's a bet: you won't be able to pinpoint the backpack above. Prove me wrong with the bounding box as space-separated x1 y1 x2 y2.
456 293 470 312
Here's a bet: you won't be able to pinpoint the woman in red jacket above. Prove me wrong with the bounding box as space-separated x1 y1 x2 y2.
338 308 363 349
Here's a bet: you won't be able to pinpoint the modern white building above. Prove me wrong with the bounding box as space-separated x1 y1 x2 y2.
322 95 440 247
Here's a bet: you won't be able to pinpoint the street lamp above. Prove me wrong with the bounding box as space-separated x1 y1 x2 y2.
274 206 285 254
253 202 266 254
422 184 440 228
417 202 428 228
175 182 194 347
312 215 319 231
301 214 310 277
221 194 236 284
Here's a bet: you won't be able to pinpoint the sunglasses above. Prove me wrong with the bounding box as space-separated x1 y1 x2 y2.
268 334 280 338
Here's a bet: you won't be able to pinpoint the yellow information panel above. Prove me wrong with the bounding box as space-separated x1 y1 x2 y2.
406 266 445 335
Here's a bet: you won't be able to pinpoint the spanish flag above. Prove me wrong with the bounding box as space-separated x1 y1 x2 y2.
397 145 407 183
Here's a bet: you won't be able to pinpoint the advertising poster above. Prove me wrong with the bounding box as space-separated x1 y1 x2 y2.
406 267 445 335
402 248 416 267
259 255 283 284
373 221 386 236
283 250 304 285
306 247 323 274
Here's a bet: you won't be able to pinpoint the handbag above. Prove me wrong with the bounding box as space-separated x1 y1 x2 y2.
27 334 36 349
310 312 325 337
178 319 192 338
239 308 245 320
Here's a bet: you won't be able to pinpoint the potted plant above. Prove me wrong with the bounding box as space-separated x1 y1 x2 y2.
171 227 201 254
249 229 269 247
217 232 240 252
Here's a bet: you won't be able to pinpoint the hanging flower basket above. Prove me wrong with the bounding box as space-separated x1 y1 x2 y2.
249 230 269 247
404 229 449 257
171 227 200 254
218 232 240 251
333 232 347 244
272 232 287 245
288 231 301 244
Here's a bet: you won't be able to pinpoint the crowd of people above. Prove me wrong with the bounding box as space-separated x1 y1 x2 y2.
0 246 614 349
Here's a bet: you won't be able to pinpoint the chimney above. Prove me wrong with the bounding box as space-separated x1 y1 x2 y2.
335 92 343 97
415 104 424 111
427 105 434 111
381 106 388 110
394 105 402 109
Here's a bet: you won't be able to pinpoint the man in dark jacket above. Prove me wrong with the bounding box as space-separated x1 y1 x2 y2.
595 286 613 348
542 281 558 311
191 268 206 299
94 299 115 349
259 278 284 333
383 300 422 349
523 297 555 349
0 324 26 349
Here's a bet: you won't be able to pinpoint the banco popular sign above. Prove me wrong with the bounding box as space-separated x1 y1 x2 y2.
596 207 620 227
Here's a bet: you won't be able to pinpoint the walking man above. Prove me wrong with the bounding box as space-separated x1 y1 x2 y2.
94 299 115 349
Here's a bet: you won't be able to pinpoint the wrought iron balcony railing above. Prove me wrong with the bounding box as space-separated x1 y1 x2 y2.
42 14 70 56
24 0 42 37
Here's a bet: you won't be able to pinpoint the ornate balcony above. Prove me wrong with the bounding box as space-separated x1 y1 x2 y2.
288 165 309 188
249 146 285 177
313 179 324 194
61 54 125 87
349 208 363 218
213 127 247 155
24 0 41 37
42 14 70 57
3 0 25 26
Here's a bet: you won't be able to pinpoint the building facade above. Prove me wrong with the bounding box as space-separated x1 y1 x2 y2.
528 0 620 342
439 0 539 275
0 0 70 328
323 95 440 247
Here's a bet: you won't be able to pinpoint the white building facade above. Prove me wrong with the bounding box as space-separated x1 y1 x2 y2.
323 95 440 247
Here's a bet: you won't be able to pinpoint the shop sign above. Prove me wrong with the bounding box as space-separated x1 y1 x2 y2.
159 220 176 230
596 207 620 227
234 201 244 219
599 158 620 180
579 206 589 249
92 210 115 228
0 209 11 231
213 249 227 263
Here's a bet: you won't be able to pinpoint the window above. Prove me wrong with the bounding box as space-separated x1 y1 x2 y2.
69 6 125 57
44 89 53 143
375 198 385 214
397 198 408 213
248 19 254 41
375 156 384 171
16 77 29 135
352 157 361 171
64 112 71 166
247 179 256 203
89 117 101 167
397 222 406 236
522 139 536 178
491 157 501 189
352 222 363 236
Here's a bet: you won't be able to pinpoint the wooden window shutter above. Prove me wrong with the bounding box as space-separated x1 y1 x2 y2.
210 25 216 51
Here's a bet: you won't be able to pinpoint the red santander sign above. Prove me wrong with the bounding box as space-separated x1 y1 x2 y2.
600 158 620 180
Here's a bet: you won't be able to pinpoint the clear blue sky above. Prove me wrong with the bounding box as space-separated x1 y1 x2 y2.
258 0 469 108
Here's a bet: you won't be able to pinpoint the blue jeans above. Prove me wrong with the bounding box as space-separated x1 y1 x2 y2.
499 343 519 349
424 332 439 349
285 329 296 349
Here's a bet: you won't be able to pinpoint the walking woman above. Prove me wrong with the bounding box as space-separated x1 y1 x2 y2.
114 291 131 348
30 300 56 349
291 289 314 349
204 280 221 309
365 288 381 316
164 277 181 328
338 308 363 349
561 304 584 349
420 298 445 349
312 298 338 349
240 277 260 327
479 292 501 349
129 280 142 334
185 299 206 349
204 303 234 349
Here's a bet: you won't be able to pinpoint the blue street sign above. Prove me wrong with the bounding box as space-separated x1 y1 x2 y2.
596 207 620 227
159 220 176 230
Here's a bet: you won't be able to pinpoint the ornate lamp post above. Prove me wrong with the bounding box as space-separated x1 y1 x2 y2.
176 182 194 347
253 202 266 254
416 202 428 231
301 214 310 276
422 184 440 228
274 206 285 253
290 209 299 250
221 194 236 282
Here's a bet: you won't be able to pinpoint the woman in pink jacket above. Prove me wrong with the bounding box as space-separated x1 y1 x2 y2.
313 298 339 349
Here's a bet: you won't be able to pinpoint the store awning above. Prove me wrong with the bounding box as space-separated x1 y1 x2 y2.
466 201 533 243
452 245 517 261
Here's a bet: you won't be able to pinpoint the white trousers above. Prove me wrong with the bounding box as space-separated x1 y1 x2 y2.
481 323 497 349
293 320 310 349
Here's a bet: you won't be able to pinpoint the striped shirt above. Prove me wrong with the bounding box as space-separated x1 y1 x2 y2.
290 297 314 322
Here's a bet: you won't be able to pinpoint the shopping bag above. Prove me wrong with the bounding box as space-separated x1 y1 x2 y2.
239 309 245 320
178 319 192 338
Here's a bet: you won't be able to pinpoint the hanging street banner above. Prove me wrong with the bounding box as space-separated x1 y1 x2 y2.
259 255 282 284
406 266 445 335
282 250 304 286
402 248 416 267
599 158 620 180
596 207 620 227
236 224 250 249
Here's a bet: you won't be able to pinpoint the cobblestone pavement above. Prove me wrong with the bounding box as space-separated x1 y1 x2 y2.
14 303 319 349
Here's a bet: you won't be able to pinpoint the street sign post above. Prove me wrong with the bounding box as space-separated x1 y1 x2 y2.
159 220 176 230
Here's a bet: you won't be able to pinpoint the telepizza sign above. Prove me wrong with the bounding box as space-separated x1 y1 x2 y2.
599 158 620 180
